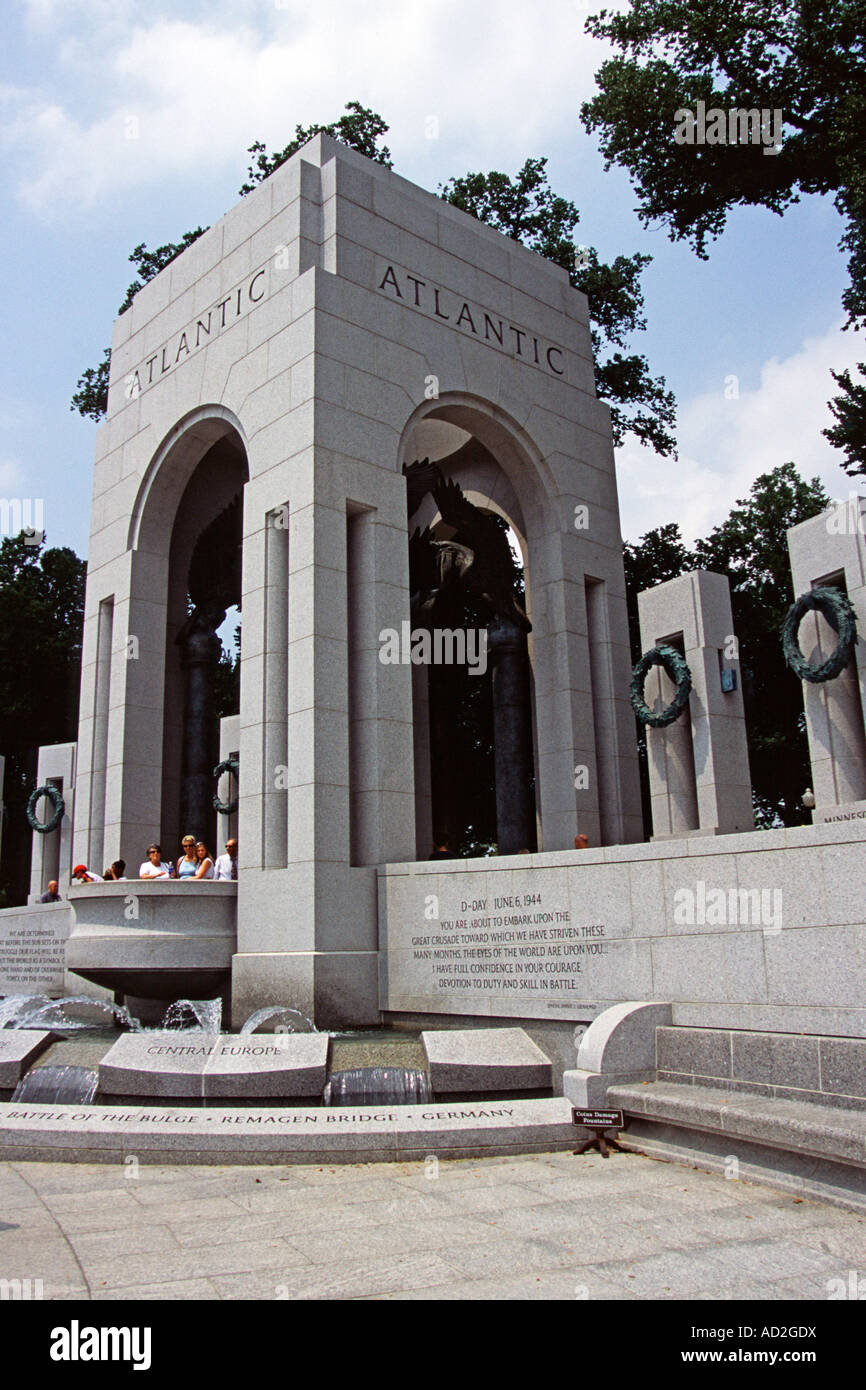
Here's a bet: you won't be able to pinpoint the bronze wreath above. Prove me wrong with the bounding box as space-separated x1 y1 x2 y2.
26 784 65 834
213 757 239 815
782 586 857 683
630 645 692 728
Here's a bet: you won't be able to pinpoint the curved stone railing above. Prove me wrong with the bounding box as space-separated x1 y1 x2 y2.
66 880 237 1002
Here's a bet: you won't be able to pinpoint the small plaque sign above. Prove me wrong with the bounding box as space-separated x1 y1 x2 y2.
572 1107 623 1129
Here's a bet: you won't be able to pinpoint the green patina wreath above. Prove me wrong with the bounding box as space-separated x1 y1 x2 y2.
782 586 858 683
630 644 693 728
26 784 65 834
213 757 239 816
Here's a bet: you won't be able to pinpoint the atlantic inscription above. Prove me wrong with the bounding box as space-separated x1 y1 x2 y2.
377 264 566 376
119 265 269 402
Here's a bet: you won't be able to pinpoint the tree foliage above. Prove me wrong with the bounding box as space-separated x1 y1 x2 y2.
581 0 866 471
0 535 86 905
581 0 865 317
623 463 831 828
823 360 866 476
441 158 676 454
239 100 392 194
70 346 111 422
118 230 210 313
623 520 695 663
70 229 210 422
72 107 673 453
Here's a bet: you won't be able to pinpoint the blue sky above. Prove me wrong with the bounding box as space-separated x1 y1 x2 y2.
1 0 862 560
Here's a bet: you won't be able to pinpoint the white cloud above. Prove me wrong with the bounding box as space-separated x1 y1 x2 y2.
3 4 608 213
616 321 865 543
0 459 23 493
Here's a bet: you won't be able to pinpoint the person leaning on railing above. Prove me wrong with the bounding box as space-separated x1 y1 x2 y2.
139 844 171 878
72 864 103 883
214 838 238 881
192 841 215 880
174 836 198 879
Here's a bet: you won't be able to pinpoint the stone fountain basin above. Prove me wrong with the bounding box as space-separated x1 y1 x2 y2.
66 881 237 1001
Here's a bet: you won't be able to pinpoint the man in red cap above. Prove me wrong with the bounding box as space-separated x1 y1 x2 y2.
72 864 103 883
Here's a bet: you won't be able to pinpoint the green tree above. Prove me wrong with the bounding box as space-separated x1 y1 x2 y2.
70 230 210 422
623 464 831 829
0 534 86 905
239 100 392 194
72 108 675 453
118 230 210 313
581 0 866 468
823 360 866 476
695 463 831 826
441 158 676 453
581 0 864 318
69 346 111 423
623 521 695 663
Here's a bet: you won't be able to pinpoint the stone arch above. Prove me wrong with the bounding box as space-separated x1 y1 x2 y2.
398 392 557 536
124 407 249 858
128 405 248 555
399 393 551 857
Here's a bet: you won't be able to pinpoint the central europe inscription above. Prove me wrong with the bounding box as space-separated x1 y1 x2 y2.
98 1032 330 1099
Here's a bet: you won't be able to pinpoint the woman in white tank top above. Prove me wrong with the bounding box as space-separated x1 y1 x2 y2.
193 841 215 880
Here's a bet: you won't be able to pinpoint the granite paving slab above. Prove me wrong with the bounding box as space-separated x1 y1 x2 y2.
4 1148 865 1301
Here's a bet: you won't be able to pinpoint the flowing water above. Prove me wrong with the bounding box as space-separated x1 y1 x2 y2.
11 1065 99 1104
0 995 141 1031
162 999 222 1033
322 1066 432 1106
0 996 46 1028
240 1005 317 1034
2 992 432 1110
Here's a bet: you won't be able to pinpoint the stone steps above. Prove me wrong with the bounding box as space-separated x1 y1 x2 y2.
656 1025 866 1113
608 1080 866 1212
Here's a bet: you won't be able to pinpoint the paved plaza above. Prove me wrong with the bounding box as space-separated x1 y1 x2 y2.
2 1148 863 1301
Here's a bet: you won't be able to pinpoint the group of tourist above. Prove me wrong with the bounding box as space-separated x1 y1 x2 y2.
139 836 238 881
64 838 238 887
69 861 126 885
